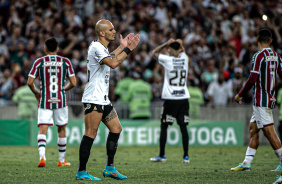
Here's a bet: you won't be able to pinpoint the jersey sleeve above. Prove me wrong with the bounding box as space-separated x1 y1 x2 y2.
158 54 172 67
250 52 264 74
28 59 41 78
64 58 75 77
94 44 111 65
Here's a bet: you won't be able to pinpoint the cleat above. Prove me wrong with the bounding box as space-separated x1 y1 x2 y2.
75 171 101 181
272 163 282 172
182 156 190 163
273 175 282 184
37 158 46 167
231 163 251 171
103 166 127 180
57 159 71 167
150 155 166 162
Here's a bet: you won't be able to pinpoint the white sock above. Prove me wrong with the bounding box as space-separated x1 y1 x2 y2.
243 147 257 164
37 134 46 160
58 137 67 162
275 148 282 163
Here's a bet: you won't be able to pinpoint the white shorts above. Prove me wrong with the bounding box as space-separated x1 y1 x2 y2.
38 106 68 127
250 106 274 129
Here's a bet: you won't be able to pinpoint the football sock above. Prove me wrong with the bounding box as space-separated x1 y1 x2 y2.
78 135 94 171
38 134 46 160
243 147 256 164
58 137 67 162
275 148 282 163
106 132 120 166
159 123 168 157
180 125 189 158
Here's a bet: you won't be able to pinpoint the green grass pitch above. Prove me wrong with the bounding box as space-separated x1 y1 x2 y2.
0 146 280 183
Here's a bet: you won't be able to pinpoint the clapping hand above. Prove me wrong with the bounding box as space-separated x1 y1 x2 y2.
128 34 140 51
120 33 134 49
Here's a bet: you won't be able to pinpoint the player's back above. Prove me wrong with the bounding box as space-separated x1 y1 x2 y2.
29 55 74 109
158 52 190 100
251 48 282 108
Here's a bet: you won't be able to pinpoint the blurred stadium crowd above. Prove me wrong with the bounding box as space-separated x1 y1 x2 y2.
0 0 281 108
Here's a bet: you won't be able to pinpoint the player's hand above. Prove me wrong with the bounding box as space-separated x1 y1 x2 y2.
176 39 183 45
35 92 41 102
128 34 140 51
167 38 175 44
234 94 242 104
120 33 134 49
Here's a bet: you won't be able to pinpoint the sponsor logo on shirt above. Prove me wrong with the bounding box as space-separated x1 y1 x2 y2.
47 97 61 103
265 56 278 62
43 62 63 67
171 89 185 96
173 66 184 70
173 58 185 62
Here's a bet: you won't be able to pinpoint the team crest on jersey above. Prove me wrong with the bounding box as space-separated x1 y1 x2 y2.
166 115 175 123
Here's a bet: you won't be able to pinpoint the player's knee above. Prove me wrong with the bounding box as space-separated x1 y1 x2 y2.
115 125 122 133
85 127 99 137
57 126 65 133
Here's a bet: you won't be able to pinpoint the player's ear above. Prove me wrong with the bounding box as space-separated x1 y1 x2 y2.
270 39 273 44
44 46 47 54
56 47 59 53
100 31 105 37
256 37 258 43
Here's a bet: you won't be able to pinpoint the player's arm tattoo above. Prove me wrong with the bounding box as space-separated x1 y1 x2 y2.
110 53 122 64
102 109 118 123
110 53 116 59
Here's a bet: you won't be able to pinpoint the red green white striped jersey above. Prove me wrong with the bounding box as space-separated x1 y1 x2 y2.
28 55 75 109
251 48 282 109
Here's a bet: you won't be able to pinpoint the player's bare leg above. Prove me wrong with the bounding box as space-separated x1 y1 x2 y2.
248 122 260 149
37 125 48 167
102 109 127 180
76 111 102 181
79 111 102 169
263 125 282 171
231 122 259 171
57 126 70 167
263 125 281 150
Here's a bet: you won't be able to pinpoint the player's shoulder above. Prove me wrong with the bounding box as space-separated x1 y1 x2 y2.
33 56 46 65
159 53 172 60
90 41 104 49
58 55 71 63
252 49 265 61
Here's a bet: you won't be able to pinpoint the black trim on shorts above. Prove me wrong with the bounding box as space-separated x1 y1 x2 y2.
83 103 113 120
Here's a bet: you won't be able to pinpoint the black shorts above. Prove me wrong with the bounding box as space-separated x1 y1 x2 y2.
83 103 113 120
161 99 189 126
